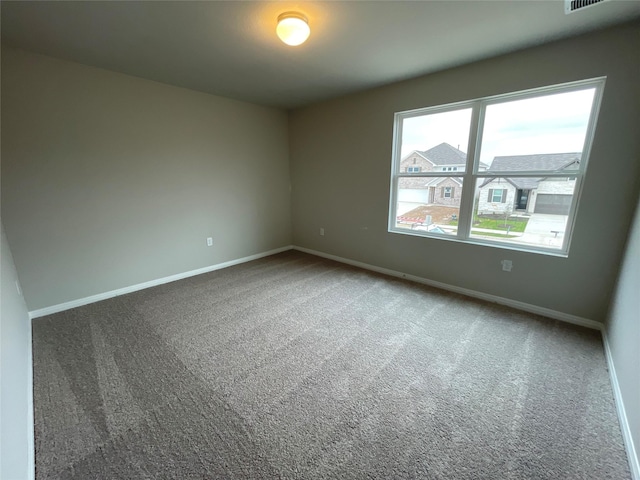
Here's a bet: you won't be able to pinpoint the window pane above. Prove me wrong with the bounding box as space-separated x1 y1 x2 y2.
399 108 472 173
395 178 463 235
479 89 595 172
470 178 577 249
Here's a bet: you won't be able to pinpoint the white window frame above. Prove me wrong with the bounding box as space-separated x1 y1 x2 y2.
388 77 606 256
444 186 453 198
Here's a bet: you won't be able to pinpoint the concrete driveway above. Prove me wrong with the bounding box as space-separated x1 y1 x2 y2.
519 214 568 248
524 214 569 235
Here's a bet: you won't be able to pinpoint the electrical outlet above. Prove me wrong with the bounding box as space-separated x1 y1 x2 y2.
207 237 213 247
320 228 325 236
501 260 513 272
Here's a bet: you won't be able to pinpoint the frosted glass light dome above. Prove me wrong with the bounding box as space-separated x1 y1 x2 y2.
276 12 310 46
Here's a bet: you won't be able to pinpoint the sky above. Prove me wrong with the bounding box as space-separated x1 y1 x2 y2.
400 88 596 167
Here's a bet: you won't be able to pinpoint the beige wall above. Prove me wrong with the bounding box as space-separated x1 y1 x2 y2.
0 223 33 480
607 194 640 477
1 46 292 310
289 22 640 322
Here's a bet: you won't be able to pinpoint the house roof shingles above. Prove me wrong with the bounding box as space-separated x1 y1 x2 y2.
480 152 582 189
488 152 581 172
418 142 467 165
507 177 540 189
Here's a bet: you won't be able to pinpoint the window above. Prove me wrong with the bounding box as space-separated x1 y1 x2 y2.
389 77 605 255
490 188 506 203
407 166 422 173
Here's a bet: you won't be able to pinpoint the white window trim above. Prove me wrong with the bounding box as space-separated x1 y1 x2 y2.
388 77 606 256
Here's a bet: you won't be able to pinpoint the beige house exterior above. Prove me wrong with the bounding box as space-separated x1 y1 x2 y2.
398 143 478 209
478 153 580 215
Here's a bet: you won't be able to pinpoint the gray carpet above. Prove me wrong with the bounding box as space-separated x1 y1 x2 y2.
32 250 630 479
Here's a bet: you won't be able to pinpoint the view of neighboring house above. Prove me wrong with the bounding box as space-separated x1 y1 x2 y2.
399 175 463 207
477 153 581 215
398 143 487 208
399 147 582 217
400 142 469 174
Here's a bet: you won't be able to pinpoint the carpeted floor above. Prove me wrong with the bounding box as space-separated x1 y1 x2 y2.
32 250 630 479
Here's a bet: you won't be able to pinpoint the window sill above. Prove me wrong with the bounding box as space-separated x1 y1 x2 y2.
388 227 570 258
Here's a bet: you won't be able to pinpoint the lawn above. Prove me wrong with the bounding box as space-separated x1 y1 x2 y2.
450 214 529 232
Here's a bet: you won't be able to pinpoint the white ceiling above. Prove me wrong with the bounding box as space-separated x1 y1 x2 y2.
2 1 639 109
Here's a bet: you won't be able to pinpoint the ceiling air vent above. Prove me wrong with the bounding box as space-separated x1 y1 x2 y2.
565 0 609 14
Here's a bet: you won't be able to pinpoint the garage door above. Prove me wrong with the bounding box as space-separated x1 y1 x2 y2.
534 194 572 215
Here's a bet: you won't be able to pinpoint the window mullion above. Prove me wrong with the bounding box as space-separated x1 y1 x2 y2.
457 102 484 239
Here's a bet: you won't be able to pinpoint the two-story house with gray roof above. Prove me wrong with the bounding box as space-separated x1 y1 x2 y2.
477 152 581 216
398 142 487 209
400 142 470 174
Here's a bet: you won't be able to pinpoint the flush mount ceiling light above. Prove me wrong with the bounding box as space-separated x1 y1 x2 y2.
276 12 310 46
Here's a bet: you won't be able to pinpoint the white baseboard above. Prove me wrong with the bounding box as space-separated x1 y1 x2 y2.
29 246 293 319
601 330 640 480
292 245 603 330
27 316 35 480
